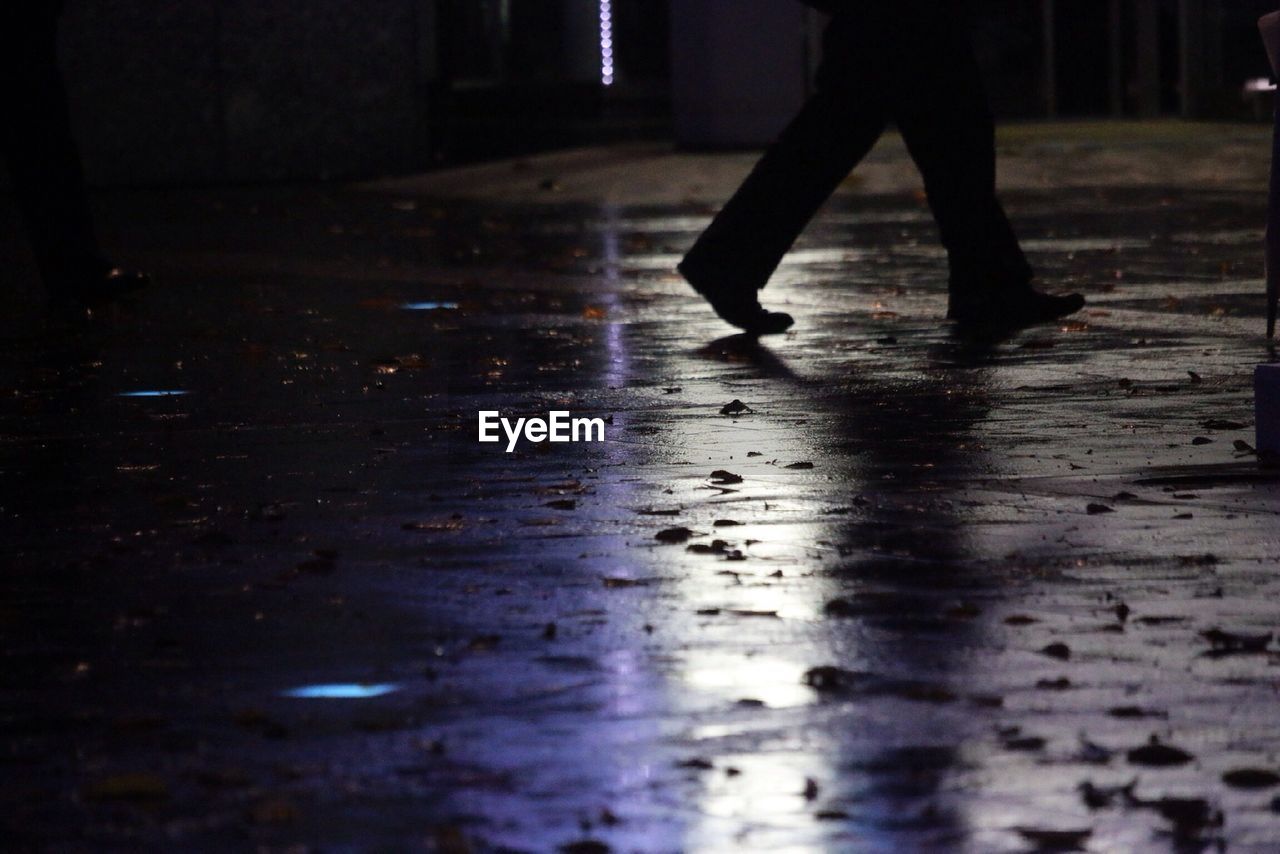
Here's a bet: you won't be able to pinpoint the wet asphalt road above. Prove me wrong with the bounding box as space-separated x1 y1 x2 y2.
2 169 1280 852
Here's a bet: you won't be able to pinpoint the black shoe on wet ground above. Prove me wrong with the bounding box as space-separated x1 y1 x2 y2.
678 262 793 335
947 286 1085 331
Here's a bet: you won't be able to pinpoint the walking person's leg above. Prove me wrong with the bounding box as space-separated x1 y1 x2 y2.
679 13 893 334
885 4 1083 326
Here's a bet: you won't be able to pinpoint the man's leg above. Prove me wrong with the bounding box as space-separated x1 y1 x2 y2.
885 6 1082 325
679 15 892 333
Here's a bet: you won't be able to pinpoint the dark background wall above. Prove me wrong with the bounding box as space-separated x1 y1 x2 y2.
3 0 1275 188
57 0 434 185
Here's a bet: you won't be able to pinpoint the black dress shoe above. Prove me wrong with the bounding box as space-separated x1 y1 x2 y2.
678 262 793 335
947 285 1084 330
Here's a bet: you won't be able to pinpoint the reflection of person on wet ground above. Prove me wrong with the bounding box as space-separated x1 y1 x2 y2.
1 2 148 303
680 0 1084 335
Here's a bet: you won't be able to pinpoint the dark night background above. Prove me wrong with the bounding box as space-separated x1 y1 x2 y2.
5 0 1276 185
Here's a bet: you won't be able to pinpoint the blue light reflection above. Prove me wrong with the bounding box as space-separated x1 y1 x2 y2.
282 683 401 699
401 301 459 311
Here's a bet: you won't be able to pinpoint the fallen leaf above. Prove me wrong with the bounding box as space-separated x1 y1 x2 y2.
654 527 694 544
545 499 577 510
1222 768 1280 789
677 757 714 770
1004 736 1046 752
1127 736 1194 767
1107 706 1166 719
686 540 730 555
1079 779 1136 809
1201 627 1272 655
1036 677 1072 691
1040 642 1071 660
1014 826 1091 850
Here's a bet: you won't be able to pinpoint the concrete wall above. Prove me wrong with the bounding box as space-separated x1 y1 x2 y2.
56 0 434 184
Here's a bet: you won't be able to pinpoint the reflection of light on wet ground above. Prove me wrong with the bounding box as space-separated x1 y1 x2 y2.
622 247 871 272
599 204 630 390
401 301 459 311
117 390 189 398
681 651 813 709
687 751 832 850
648 387 848 848
282 683 401 699
1021 237 1150 252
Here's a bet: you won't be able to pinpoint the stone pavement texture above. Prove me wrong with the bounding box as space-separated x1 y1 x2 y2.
2 122 1280 852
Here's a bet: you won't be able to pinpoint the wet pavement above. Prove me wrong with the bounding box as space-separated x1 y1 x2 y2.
3 128 1280 852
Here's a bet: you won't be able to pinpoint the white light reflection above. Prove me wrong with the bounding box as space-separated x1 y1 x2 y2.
682 650 814 709
282 683 401 699
664 412 842 849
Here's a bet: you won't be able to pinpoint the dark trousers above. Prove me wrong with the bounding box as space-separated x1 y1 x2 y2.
681 3 1032 296
1 2 101 288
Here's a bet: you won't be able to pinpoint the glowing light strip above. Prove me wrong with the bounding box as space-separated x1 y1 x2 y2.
117 390 188 398
283 683 401 699
599 1 614 86
401 301 459 311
